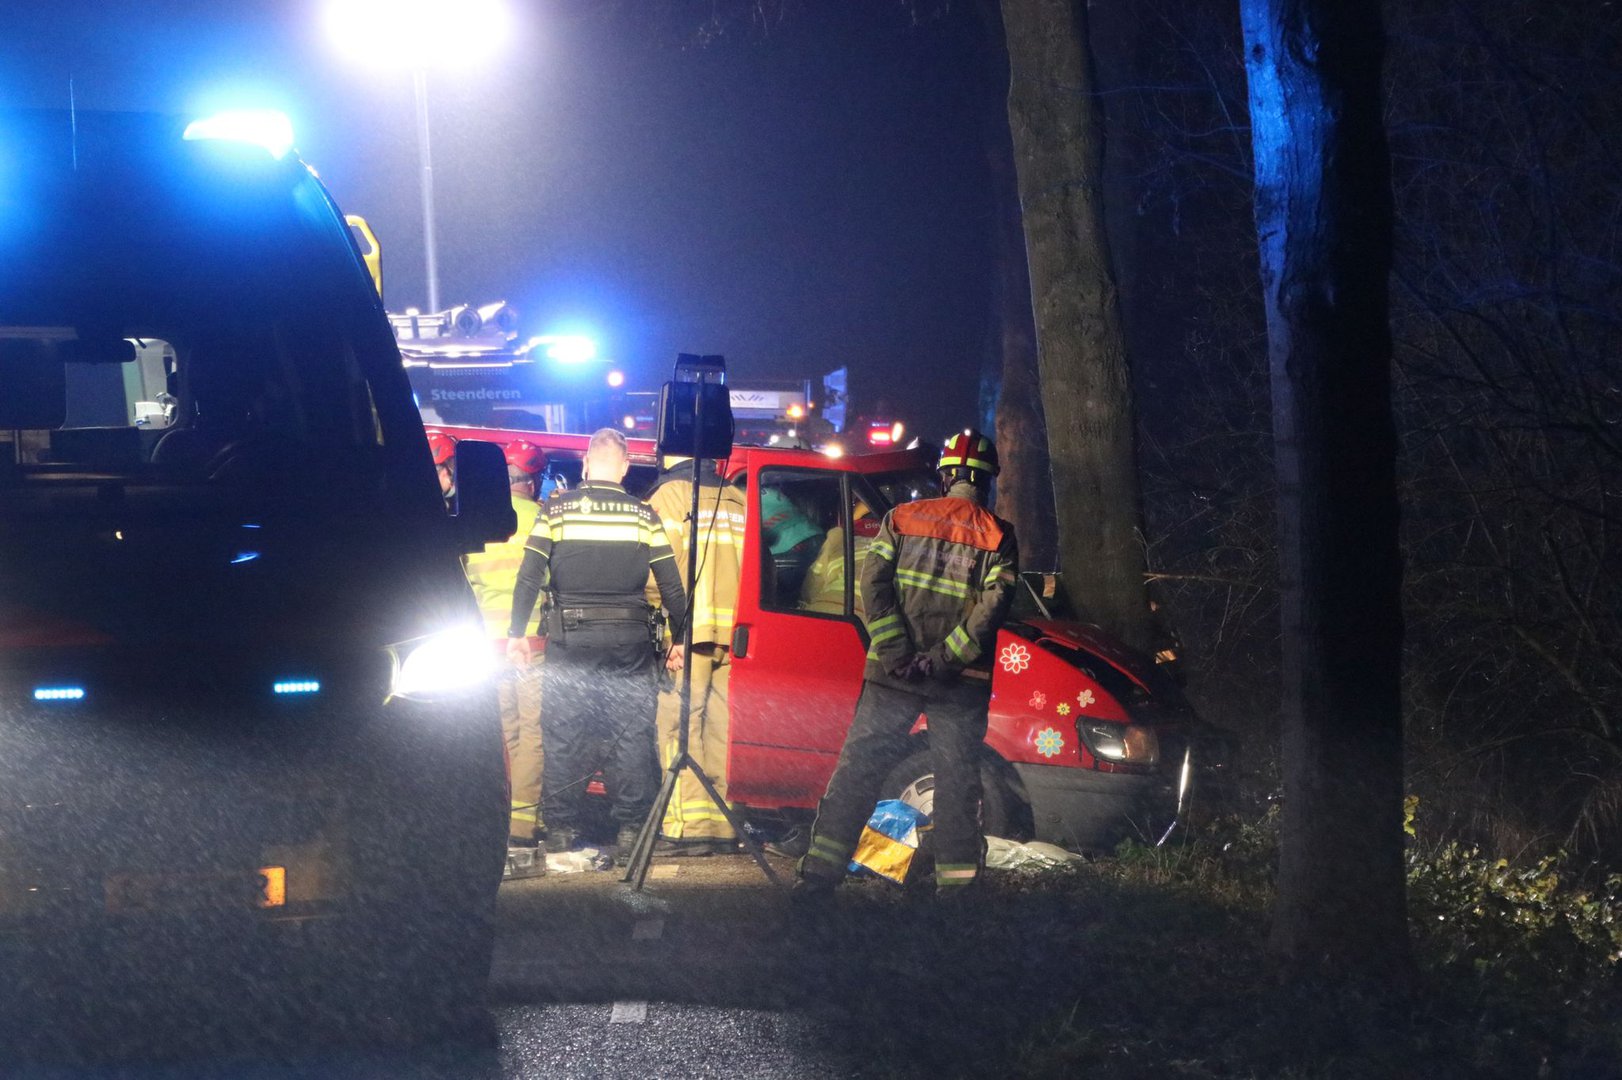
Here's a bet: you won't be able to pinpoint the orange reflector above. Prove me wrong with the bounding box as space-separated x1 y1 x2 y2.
257 866 287 908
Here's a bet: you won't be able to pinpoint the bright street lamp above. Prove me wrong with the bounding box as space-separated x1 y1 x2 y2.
324 0 512 313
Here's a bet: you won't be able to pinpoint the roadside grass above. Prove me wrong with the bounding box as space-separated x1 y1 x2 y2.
802 814 1621 1079
1002 814 1622 1079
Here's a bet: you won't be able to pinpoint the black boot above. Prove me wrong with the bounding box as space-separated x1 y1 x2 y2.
613 823 642 867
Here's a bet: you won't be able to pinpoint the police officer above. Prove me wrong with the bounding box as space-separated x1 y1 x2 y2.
465 439 549 848
645 455 748 857
508 428 686 864
795 430 1018 901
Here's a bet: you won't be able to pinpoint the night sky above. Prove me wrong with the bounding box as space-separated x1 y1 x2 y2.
1 2 997 439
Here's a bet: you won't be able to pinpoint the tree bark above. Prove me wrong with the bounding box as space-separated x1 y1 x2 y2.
1001 0 1151 651
1240 0 1411 979
978 0 1058 572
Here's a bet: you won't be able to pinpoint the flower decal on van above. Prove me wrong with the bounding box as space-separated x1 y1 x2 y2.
1028 691 1047 710
1035 727 1064 759
1076 688 1095 709
999 643 1031 674
1055 702 1071 717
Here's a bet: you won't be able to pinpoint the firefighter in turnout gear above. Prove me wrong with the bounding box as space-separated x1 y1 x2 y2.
796 430 1017 899
465 439 548 847
426 429 457 509
644 456 748 856
508 429 687 864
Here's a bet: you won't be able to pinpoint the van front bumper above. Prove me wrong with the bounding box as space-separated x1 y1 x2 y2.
1013 761 1178 852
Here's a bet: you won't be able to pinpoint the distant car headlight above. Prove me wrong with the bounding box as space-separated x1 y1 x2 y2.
387 625 495 702
1078 719 1159 765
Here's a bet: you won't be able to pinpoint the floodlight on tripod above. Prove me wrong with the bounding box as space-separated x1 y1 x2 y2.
623 354 782 889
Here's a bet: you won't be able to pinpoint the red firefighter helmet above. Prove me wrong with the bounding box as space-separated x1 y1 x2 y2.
504 439 547 475
425 429 458 467
937 429 999 477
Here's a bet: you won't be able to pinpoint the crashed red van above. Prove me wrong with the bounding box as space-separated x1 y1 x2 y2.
440 427 1218 851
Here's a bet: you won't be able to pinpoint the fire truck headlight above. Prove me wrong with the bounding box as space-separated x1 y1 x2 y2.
387 625 494 702
183 110 296 160
607 370 625 388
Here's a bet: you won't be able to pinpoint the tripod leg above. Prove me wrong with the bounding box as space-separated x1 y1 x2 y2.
685 758 783 887
624 761 681 890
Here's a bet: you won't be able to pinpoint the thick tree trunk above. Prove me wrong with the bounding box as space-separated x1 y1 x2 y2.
1001 0 1151 649
1241 0 1410 979
978 0 1058 572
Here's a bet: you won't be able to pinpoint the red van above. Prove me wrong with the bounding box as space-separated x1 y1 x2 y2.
440 427 1216 851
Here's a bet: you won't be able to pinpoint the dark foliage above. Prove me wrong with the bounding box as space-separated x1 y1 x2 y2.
1109 0 1622 865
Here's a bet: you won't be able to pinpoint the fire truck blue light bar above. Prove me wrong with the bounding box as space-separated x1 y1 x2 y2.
273 679 321 696
33 686 86 702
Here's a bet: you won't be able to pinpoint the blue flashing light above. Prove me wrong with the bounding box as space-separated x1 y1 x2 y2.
33 686 86 702
531 335 598 365
273 679 321 696
231 551 261 565
183 110 296 160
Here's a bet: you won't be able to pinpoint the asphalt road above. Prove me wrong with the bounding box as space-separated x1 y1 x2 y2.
6 852 1023 1080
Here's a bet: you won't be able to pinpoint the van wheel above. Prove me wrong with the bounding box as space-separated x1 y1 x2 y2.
881 749 1034 842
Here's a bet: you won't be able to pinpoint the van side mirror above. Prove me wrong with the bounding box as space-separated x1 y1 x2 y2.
452 439 517 552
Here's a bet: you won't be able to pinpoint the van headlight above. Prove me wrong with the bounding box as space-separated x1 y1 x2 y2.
1078 720 1159 764
387 625 495 702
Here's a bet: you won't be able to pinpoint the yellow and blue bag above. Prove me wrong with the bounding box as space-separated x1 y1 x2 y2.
849 800 931 885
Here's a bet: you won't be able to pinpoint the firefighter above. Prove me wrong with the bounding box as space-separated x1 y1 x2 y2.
427 429 457 509
507 428 686 865
465 439 549 848
795 430 1018 901
644 455 748 856
798 498 875 617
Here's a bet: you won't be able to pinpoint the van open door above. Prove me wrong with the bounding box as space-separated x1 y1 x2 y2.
725 463 870 810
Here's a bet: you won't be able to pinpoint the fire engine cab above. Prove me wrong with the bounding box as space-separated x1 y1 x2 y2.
437 426 1226 850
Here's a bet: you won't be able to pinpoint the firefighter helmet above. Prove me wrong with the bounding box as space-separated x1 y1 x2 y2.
426 429 458 467
937 429 999 477
504 439 547 474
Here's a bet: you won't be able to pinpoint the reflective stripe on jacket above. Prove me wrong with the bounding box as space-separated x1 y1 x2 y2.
464 492 542 639
861 481 1018 695
644 467 746 647
509 481 686 639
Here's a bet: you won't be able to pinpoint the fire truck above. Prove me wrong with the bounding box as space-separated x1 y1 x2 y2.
391 301 627 434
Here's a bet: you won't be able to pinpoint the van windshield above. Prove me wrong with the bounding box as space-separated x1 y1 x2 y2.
0 118 386 485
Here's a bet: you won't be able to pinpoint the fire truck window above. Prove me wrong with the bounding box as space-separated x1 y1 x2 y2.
758 469 838 614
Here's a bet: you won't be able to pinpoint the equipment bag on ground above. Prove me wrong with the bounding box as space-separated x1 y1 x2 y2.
849 800 931 885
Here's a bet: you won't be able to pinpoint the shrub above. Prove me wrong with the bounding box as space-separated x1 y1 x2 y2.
1406 841 1622 1005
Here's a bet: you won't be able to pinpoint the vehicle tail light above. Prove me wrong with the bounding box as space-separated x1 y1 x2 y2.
1078 719 1159 764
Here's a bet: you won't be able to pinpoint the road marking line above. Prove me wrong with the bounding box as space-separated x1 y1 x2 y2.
651 864 679 879
632 918 665 941
610 1000 648 1024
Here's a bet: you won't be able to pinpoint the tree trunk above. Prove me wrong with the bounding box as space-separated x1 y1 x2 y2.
1001 0 1151 651
978 0 1058 572
1240 0 1411 979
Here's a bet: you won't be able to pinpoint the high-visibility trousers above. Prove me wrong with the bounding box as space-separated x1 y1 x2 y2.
500 655 544 842
656 645 734 839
